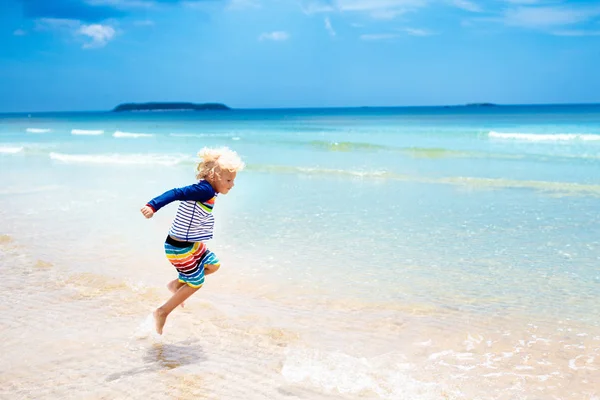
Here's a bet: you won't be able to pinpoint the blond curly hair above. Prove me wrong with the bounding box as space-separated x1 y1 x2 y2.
196 147 245 180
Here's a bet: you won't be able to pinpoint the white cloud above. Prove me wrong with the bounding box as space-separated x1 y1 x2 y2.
259 31 290 41
78 24 116 48
338 0 424 12
133 19 154 26
552 29 600 36
360 33 399 40
36 18 82 31
302 0 426 19
180 1 226 12
35 18 117 49
503 0 541 4
227 0 261 10
451 0 482 13
85 0 155 8
503 6 600 28
325 16 336 36
403 27 435 36
13 29 27 36
370 9 406 19
301 1 335 13
90 0 233 9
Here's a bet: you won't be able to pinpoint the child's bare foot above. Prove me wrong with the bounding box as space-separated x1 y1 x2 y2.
167 281 185 307
153 308 167 335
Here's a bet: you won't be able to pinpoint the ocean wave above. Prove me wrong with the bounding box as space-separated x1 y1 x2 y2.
437 176 600 196
0 146 24 154
0 143 59 156
282 346 443 398
308 140 388 152
249 164 391 178
113 131 154 138
401 147 507 159
248 164 600 196
71 129 104 135
26 128 51 133
289 141 519 160
49 152 188 166
0 185 62 195
489 131 600 142
169 133 236 138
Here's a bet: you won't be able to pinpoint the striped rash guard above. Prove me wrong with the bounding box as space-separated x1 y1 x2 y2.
146 180 217 242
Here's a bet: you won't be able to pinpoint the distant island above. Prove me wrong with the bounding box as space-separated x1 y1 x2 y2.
112 102 231 112
465 103 497 107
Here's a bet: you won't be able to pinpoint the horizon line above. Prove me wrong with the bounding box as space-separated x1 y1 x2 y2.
1 101 600 114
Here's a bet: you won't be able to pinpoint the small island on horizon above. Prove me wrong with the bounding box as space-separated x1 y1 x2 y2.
443 102 498 109
465 102 497 107
112 102 231 112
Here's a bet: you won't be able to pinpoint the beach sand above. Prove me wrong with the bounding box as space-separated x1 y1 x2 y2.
1 232 598 400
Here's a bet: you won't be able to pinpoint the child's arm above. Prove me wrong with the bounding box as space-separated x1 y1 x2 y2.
140 181 215 219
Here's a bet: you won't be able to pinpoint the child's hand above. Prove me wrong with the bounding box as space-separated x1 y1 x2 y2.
140 205 155 219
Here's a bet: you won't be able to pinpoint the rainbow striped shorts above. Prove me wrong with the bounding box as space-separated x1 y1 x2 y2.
164 236 220 288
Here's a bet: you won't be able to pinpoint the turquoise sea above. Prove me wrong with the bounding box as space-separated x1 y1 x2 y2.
1 104 599 399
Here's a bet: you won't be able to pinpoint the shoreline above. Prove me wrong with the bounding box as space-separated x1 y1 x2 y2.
2 231 599 399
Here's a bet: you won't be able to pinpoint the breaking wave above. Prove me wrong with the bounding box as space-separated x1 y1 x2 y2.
169 133 238 138
308 140 388 152
113 131 154 138
247 164 600 196
0 146 24 154
71 129 104 135
26 128 51 133
49 152 189 166
489 131 600 142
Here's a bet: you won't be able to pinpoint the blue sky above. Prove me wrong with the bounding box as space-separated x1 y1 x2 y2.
1 0 600 111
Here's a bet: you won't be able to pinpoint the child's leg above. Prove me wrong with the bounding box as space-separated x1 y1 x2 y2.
154 284 200 335
204 263 220 275
167 279 185 292
168 263 217 308
167 279 186 307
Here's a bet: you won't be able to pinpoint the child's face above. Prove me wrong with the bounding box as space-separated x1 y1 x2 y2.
211 169 237 194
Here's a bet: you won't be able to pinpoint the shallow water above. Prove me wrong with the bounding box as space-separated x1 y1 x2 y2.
1 105 599 399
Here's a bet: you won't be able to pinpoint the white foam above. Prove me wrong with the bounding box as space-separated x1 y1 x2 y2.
438 361 476 371
169 133 235 138
414 339 433 347
428 350 453 360
170 133 208 138
113 131 153 138
49 152 186 166
489 131 600 142
71 129 104 135
296 166 389 178
568 355 596 371
0 185 62 195
282 347 444 399
26 128 51 133
464 333 484 351
455 352 475 361
133 313 163 341
514 365 534 370
0 146 24 154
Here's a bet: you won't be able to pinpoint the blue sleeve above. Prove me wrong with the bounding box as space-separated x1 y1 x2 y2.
146 181 215 212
